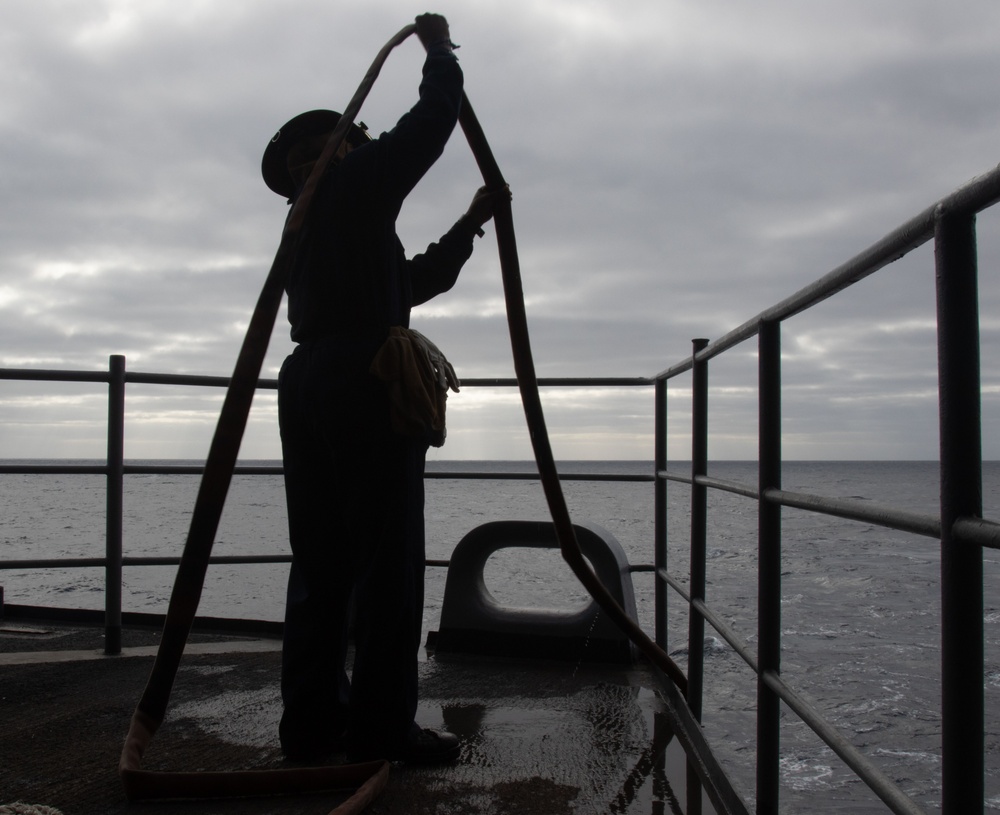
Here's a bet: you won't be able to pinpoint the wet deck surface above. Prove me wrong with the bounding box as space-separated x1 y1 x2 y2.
1 620 710 814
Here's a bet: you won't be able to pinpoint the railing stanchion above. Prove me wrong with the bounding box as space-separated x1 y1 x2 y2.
105 354 125 655
654 376 669 651
688 337 710 815
757 319 782 814
934 208 984 815
688 339 710 720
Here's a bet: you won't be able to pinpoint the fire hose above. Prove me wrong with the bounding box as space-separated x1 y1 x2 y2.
119 20 687 814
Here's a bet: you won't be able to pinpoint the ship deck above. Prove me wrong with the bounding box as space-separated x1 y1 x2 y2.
1 617 727 815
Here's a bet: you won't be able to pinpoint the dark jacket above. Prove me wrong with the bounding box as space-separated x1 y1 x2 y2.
285 44 477 356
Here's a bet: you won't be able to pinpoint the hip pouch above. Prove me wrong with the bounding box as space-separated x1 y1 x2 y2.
370 326 460 447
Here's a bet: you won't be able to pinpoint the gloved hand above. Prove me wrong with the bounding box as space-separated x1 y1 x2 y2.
415 13 451 48
409 329 460 393
464 185 512 232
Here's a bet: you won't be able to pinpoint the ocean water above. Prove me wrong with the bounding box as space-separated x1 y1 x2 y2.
1 459 998 813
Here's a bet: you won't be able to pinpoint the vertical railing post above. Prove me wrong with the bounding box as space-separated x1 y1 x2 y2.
688 337 710 815
757 319 782 814
105 354 125 655
688 338 710 721
654 375 669 651
934 208 984 815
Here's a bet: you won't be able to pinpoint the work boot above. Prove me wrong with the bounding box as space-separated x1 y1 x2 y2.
400 727 461 764
349 725 460 765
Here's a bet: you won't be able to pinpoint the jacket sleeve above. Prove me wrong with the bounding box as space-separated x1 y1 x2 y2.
375 44 464 210
407 217 480 306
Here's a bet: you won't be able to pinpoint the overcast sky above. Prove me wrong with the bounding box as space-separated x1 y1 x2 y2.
2 0 1000 462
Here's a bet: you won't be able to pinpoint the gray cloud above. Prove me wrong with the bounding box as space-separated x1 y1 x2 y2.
2 0 1000 461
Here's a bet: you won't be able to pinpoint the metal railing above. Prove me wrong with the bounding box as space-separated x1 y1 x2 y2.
2 162 999 814
653 163 1000 815
0 363 651 653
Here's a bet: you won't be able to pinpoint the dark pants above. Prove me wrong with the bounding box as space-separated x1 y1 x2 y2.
277 337 428 756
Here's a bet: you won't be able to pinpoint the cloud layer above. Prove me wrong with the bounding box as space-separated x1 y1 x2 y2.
2 0 999 460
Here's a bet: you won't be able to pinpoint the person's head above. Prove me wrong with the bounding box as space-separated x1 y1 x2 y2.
261 109 371 198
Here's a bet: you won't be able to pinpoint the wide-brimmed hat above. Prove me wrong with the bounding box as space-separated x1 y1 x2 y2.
261 109 368 197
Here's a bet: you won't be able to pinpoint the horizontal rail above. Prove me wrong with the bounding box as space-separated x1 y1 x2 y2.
1 558 110 570
1 367 649 390
951 516 1000 551
760 670 928 815
0 461 655 482
0 464 111 475
657 567 760 674
0 555 293 570
659 470 759 499
764 487 943 540
0 463 287 476
460 377 653 387
660 469 944 539
0 370 112 384
425 470 654 482
126 371 257 388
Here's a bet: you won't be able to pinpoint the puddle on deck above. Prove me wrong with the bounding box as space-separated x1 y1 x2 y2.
164 650 718 814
